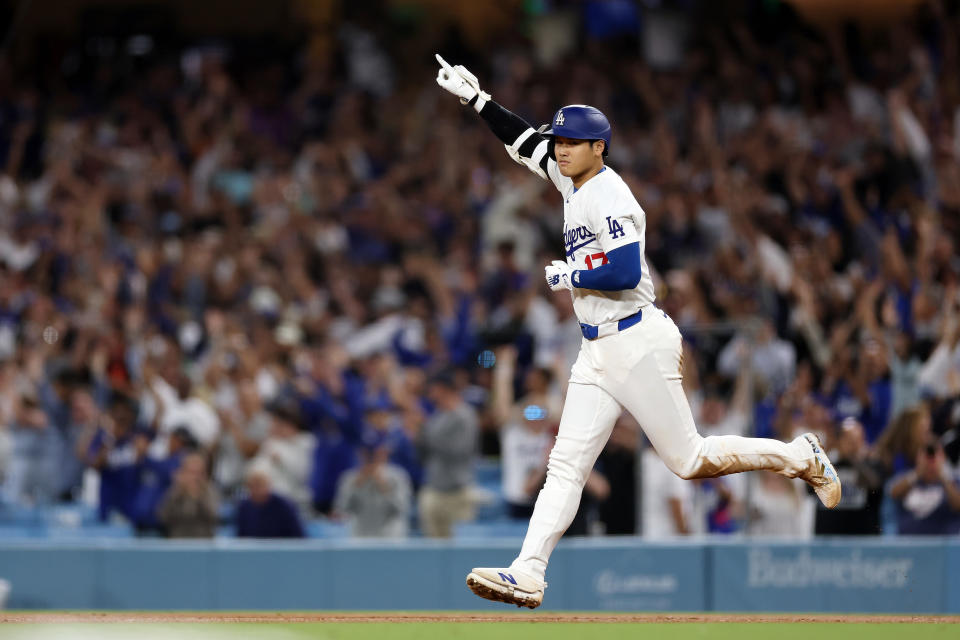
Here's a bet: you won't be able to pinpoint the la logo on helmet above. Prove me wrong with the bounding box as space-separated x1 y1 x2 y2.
555 111 565 126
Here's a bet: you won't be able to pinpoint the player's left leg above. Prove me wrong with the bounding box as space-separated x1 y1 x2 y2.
603 312 840 508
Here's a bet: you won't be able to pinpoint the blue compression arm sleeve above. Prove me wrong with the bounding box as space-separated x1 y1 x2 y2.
573 242 642 291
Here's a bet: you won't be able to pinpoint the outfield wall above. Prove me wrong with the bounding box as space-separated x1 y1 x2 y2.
2 537 958 613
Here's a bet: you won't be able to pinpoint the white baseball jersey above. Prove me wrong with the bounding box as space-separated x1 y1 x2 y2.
497 114 820 586
545 163 656 326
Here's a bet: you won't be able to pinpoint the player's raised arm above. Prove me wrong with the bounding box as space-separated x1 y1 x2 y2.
435 54 552 182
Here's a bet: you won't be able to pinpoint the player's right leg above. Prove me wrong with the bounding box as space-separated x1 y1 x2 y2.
467 381 622 608
606 316 840 508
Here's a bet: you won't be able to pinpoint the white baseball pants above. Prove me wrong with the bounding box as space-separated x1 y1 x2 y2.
511 306 812 583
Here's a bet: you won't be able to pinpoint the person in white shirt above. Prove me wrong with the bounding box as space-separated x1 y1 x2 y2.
641 446 694 538
145 371 220 458
250 397 316 512
489 346 559 518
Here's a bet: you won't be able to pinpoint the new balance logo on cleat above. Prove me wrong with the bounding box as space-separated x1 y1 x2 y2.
466 567 545 609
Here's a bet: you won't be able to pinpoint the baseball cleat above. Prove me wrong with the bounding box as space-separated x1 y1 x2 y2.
466 568 545 609
797 432 842 508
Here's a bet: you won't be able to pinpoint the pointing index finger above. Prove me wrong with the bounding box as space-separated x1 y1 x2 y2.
435 54 454 72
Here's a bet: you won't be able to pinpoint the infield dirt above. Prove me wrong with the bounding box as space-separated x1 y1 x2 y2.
2 612 958 624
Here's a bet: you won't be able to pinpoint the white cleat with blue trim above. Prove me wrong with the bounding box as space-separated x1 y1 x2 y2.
466 568 545 609
798 432 842 509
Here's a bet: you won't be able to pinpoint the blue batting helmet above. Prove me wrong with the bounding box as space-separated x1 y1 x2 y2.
541 105 611 160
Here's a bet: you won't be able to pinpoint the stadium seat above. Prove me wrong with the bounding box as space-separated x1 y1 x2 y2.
305 519 350 539
0 504 43 526
471 485 508 521
453 519 529 539
474 458 501 487
42 504 99 528
0 524 44 539
47 523 134 539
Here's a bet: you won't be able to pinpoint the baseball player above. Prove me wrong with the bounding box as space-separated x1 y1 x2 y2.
435 55 841 609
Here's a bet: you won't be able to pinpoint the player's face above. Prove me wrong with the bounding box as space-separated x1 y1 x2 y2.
554 136 604 178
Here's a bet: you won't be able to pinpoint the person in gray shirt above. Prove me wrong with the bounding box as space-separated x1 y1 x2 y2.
414 372 479 537
334 443 412 538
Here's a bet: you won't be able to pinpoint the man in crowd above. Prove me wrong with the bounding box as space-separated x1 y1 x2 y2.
415 372 479 537
815 418 885 535
889 437 960 535
334 442 412 538
236 463 304 538
157 452 219 538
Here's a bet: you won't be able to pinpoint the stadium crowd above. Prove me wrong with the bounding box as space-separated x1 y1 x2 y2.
0 0 959 539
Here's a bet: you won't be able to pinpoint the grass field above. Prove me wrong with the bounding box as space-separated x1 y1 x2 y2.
1 613 958 640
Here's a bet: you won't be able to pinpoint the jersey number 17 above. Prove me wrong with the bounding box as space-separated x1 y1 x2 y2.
584 252 608 269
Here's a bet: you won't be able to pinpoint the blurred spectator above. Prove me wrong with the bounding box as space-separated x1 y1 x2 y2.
236 463 305 539
917 291 960 399
718 319 795 400
889 437 960 535
83 392 144 523
145 368 221 458
251 397 316 512
686 347 752 534
597 415 639 535
334 443 412 538
214 379 271 499
886 331 924 422
873 405 933 476
745 473 815 538
694 476 745 535
489 345 558 518
814 418 884 535
3 391 59 505
296 344 362 515
130 426 198 531
360 397 421 490
157 452 219 538
415 372 479 538
526 288 581 379
641 446 693 538
60 384 101 501
0 426 9 489
693 350 752 439
821 338 892 445
0 361 16 485
857 281 924 420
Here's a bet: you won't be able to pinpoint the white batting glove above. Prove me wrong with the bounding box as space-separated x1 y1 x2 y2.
435 54 490 112
545 260 575 292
